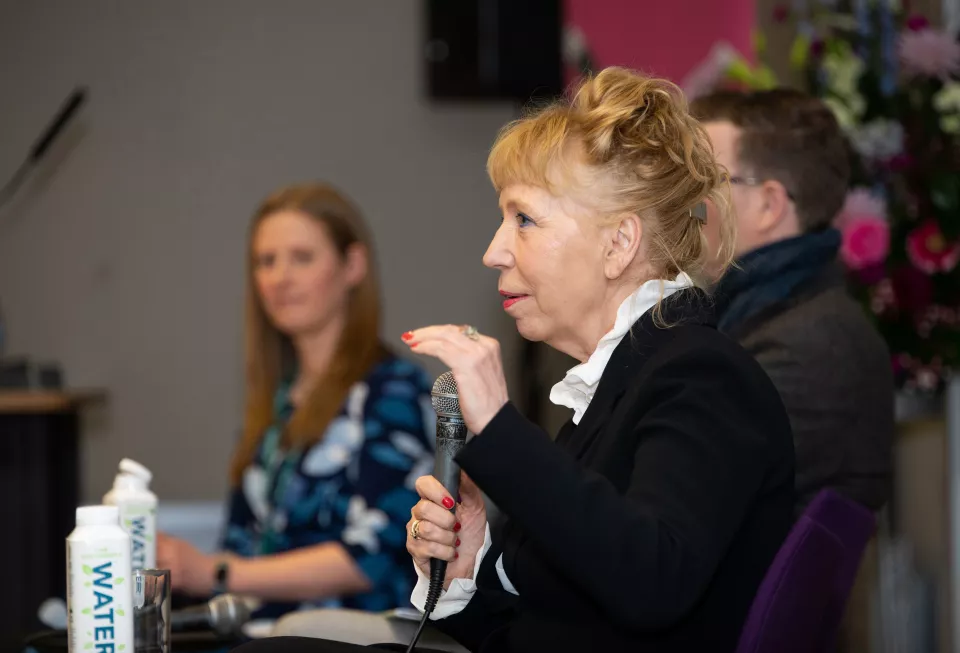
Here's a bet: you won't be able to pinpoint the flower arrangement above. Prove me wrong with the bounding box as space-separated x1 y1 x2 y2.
568 6 960 393
781 0 960 393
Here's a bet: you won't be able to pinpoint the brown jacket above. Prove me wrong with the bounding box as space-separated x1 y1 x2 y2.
729 265 894 516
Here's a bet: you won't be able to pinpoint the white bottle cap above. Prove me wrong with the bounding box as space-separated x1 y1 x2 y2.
119 458 152 483
76 505 120 527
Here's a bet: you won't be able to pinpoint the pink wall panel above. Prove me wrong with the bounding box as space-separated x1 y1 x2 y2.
565 0 756 83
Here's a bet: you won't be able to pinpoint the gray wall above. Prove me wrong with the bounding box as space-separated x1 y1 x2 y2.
0 0 523 503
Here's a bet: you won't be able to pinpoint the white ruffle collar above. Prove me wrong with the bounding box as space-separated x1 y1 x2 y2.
549 274 694 424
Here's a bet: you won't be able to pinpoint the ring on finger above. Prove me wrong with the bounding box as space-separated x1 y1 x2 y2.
410 519 423 540
461 325 480 341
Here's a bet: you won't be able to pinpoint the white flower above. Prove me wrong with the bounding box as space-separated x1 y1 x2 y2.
850 119 904 160
346 383 368 417
849 92 866 117
942 114 960 134
824 96 857 132
242 465 271 523
838 187 888 226
302 383 368 478
301 415 364 477
405 454 435 490
934 81 960 112
387 429 434 489
822 48 865 100
916 367 940 391
390 431 427 458
934 81 960 134
820 44 867 136
342 496 389 555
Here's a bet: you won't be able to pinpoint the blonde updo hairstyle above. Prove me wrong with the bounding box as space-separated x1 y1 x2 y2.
487 67 735 290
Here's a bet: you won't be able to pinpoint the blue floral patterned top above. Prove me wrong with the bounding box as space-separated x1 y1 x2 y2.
222 353 436 619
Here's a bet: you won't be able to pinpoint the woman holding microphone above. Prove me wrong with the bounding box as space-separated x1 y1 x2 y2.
237 66 794 653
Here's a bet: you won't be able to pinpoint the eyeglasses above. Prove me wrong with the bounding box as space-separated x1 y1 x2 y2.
729 175 796 202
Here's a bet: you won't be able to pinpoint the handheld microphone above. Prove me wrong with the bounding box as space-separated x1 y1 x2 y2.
37 597 67 630
406 371 467 653
169 593 250 637
426 371 468 612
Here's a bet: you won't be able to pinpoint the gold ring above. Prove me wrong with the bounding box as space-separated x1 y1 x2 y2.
462 325 479 341
410 519 422 540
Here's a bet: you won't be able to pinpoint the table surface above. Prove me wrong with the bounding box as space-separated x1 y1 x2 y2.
0 389 106 414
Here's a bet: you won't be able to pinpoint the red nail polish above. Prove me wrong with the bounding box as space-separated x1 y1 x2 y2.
454 522 462 532
401 332 414 341
456 538 461 547
455 552 459 559
442 497 455 510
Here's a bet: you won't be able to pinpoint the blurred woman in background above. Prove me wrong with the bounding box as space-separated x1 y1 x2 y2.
157 182 435 619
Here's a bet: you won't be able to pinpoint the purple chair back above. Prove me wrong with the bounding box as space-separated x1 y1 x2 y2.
735 489 876 653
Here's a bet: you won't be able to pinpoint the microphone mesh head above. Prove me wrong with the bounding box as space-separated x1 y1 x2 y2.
210 594 250 636
431 371 461 417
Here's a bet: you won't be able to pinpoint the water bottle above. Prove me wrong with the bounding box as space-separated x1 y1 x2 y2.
103 458 158 570
66 505 135 653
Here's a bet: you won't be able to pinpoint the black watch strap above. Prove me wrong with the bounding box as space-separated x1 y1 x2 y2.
213 559 230 595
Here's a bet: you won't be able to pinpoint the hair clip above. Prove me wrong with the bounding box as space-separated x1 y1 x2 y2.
689 202 707 223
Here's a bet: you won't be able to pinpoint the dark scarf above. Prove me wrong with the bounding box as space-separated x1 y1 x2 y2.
714 228 842 335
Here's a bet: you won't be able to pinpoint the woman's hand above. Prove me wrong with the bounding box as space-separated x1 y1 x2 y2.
402 325 508 433
407 472 487 589
157 533 220 596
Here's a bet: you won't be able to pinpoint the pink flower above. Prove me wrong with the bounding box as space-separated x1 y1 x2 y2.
898 28 960 79
896 353 946 392
906 221 960 273
835 188 887 228
891 354 905 376
840 216 891 270
917 305 960 337
907 15 931 32
680 43 737 100
886 153 916 172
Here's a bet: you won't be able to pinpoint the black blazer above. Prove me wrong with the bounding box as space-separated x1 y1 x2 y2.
436 290 795 653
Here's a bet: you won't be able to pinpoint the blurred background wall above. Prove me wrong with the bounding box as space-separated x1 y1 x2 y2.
0 0 523 503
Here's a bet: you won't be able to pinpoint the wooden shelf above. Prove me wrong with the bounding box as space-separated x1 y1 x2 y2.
0 389 106 414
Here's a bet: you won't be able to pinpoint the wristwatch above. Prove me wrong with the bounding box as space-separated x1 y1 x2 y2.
213 559 230 595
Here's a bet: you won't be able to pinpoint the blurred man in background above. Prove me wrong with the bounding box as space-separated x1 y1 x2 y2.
691 89 893 518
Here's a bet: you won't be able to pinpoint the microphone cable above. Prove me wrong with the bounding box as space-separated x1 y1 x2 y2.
405 556 449 652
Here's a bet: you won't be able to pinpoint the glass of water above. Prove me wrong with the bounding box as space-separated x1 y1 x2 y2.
133 569 171 653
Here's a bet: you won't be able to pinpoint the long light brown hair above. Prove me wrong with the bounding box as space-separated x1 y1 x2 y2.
229 182 385 486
